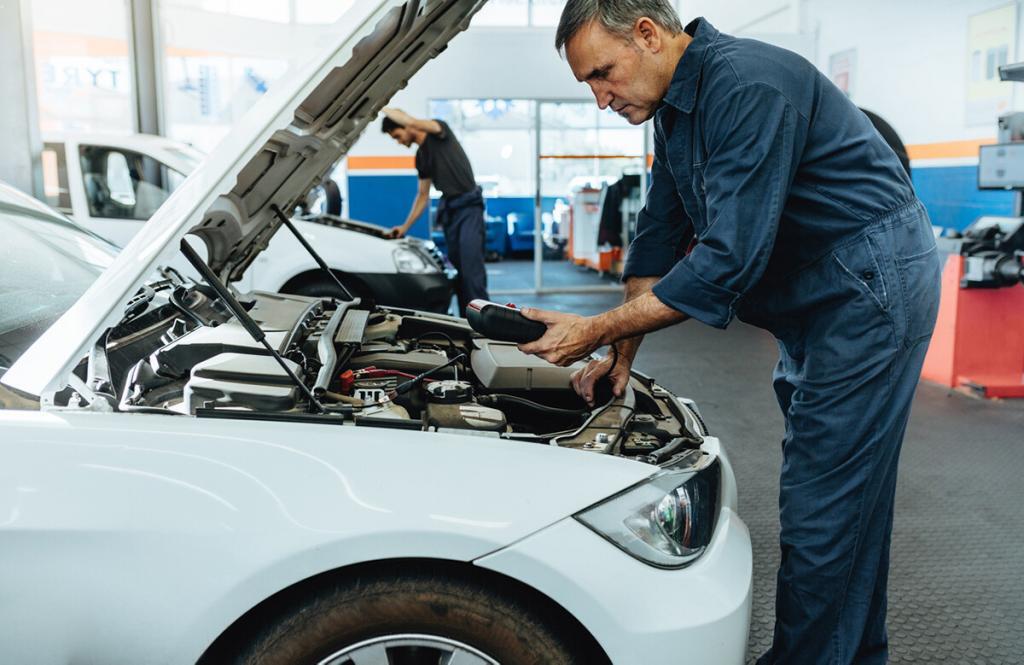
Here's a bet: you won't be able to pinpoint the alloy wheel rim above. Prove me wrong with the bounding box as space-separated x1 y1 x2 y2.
317 633 501 665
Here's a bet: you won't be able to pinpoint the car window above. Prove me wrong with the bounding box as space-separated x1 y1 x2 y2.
79 145 188 221
41 143 72 214
0 204 116 373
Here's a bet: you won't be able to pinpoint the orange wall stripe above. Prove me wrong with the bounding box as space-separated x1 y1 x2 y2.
907 138 996 161
538 154 645 160
348 156 417 170
351 140 998 172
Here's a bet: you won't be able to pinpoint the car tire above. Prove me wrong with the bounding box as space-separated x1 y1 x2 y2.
233 570 585 665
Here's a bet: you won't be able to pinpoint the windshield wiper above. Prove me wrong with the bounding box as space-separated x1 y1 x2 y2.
179 238 325 414
270 204 354 301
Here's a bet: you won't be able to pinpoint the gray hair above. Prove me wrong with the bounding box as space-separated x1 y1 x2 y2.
555 0 684 53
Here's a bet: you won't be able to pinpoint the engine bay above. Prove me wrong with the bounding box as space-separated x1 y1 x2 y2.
81 285 704 461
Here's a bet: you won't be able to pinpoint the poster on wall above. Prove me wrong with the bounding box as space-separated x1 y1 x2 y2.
829 49 857 98
966 3 1017 127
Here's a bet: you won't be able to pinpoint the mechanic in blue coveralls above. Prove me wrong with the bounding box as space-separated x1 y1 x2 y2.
381 107 489 315
517 2 941 664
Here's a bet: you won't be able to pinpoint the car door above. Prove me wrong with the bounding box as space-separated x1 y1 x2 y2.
75 144 188 246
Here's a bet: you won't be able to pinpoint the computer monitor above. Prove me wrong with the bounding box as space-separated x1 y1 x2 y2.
978 143 1024 190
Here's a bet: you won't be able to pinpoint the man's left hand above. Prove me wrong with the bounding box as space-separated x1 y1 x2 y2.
517 307 604 367
382 106 414 126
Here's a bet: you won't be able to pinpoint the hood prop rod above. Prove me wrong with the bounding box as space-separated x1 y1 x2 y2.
270 204 355 301
179 238 326 414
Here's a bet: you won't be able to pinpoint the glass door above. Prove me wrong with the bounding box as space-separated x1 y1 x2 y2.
428 98 647 295
533 101 645 293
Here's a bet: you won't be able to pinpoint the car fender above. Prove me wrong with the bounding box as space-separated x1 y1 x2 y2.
0 410 652 664
251 219 399 292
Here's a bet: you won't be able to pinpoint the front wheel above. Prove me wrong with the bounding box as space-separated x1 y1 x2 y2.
232 569 589 665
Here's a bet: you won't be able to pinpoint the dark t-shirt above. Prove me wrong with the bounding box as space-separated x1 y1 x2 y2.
415 120 476 198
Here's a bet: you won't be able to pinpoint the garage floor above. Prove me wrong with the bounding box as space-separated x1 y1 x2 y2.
499 261 1024 665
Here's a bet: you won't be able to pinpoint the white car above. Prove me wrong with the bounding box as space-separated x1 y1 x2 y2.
0 2 752 664
40 133 455 313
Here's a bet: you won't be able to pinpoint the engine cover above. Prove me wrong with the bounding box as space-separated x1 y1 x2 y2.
470 340 580 390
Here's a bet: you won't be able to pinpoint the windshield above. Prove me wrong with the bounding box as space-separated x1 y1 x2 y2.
0 204 117 373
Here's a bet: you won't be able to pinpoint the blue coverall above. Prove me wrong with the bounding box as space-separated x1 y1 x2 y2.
622 18 942 664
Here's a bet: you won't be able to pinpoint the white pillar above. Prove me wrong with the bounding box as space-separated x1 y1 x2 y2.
128 0 161 135
0 0 43 197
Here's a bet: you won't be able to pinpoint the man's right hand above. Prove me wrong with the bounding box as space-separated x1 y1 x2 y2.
571 350 632 406
387 226 406 239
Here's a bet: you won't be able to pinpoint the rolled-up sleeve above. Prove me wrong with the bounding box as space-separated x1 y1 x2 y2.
652 82 805 328
622 117 693 280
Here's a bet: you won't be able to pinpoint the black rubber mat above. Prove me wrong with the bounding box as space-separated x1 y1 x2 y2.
514 291 1024 664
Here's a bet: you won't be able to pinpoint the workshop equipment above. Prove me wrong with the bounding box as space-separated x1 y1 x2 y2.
923 63 1024 397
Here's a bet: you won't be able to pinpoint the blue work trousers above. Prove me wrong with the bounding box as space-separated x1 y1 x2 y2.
438 188 490 316
748 202 941 664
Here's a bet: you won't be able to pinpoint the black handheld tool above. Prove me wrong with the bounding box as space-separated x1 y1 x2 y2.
466 299 547 343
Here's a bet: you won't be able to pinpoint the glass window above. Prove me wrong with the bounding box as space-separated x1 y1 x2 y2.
41 143 72 213
530 0 563 27
0 204 116 372
79 146 188 220
430 99 536 197
472 0 529 26
294 0 357 24
159 0 340 151
30 0 133 135
540 103 644 199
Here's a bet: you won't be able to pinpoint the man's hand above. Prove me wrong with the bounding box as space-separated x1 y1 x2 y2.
382 106 414 127
387 225 406 239
517 307 604 367
572 351 632 406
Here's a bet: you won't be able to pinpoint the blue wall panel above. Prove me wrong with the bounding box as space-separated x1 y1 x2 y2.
912 165 1014 231
354 167 1017 241
348 175 564 243
348 175 430 239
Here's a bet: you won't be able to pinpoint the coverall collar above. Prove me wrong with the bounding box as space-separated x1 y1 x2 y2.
662 17 719 114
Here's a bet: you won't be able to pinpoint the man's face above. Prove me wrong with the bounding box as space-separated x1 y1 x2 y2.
565 20 668 125
388 128 415 147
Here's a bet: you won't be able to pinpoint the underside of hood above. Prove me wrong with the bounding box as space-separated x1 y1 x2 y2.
1 0 486 400
193 0 486 283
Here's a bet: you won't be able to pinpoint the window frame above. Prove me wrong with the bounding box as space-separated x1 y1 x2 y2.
77 145 188 222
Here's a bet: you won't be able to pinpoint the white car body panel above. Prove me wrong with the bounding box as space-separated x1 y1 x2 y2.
0 410 655 664
477 436 752 665
44 134 430 298
252 219 406 285
45 133 203 247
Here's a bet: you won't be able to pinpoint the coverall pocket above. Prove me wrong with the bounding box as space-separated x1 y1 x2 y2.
896 245 941 344
831 234 890 315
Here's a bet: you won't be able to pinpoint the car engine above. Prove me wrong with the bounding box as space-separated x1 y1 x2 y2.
90 287 704 461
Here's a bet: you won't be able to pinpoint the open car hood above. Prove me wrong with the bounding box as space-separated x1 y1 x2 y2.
2 0 486 399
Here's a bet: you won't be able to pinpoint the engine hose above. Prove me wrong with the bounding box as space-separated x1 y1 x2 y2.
480 393 589 416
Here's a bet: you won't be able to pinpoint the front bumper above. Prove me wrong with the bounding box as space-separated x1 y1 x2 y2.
475 472 752 664
354 270 456 313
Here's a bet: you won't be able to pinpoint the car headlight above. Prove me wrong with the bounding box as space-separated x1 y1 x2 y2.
392 246 436 273
575 452 720 568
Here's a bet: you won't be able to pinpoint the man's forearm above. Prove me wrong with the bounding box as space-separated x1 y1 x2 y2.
610 277 658 362
599 277 687 350
403 194 429 230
